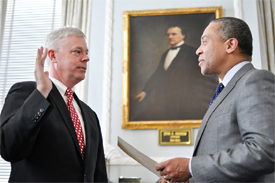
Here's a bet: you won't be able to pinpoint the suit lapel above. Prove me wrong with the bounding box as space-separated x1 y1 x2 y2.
73 93 91 164
193 63 254 155
73 93 99 167
48 84 83 158
164 45 186 72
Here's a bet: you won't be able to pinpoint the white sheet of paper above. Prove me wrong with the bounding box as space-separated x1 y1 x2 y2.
117 136 164 179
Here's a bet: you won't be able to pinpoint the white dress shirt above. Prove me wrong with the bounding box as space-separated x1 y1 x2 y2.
164 40 184 70
222 61 250 86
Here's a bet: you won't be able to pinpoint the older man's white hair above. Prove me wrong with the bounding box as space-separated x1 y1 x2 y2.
44 27 86 63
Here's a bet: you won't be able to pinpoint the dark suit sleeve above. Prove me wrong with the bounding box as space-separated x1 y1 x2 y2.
0 82 51 162
143 51 167 94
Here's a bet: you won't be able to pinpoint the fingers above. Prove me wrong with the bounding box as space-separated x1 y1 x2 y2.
36 47 43 66
35 46 52 98
35 46 48 80
156 158 191 183
157 162 171 182
41 47 48 63
36 47 48 67
156 162 165 171
156 178 167 183
135 93 142 99
163 174 172 181
135 92 146 102
138 96 144 102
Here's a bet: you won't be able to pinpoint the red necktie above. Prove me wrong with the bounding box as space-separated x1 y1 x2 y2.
66 88 84 158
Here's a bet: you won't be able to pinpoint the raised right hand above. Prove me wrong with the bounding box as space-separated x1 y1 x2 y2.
34 46 52 98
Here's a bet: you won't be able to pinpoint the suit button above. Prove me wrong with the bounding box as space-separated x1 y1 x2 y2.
40 108 44 113
37 112 41 116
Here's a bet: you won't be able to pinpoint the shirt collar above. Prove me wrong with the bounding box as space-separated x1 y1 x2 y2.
221 61 250 86
49 76 70 96
171 40 184 48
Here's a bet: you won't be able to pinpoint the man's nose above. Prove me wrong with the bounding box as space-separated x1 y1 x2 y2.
82 55 90 62
196 46 202 55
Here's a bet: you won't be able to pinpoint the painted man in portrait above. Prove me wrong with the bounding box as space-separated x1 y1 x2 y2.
131 25 217 121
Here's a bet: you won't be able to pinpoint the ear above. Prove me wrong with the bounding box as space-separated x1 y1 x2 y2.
182 34 185 40
48 49 57 63
226 38 238 54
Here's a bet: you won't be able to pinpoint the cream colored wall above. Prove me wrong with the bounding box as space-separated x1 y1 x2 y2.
87 0 262 182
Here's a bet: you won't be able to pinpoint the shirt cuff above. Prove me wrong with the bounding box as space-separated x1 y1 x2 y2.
189 157 193 177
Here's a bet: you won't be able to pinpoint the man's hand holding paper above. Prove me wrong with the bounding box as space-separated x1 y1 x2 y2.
156 158 191 183
117 137 191 183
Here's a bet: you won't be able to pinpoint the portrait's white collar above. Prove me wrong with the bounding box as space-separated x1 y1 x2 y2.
171 40 184 48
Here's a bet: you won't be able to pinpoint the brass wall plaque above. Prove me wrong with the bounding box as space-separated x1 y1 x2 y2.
158 129 193 145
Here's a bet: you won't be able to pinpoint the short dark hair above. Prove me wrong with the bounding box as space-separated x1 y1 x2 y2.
211 17 253 59
167 24 186 35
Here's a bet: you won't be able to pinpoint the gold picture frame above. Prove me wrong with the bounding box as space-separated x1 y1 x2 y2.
122 7 223 129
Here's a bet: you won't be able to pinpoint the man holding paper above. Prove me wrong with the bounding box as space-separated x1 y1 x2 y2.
156 17 275 183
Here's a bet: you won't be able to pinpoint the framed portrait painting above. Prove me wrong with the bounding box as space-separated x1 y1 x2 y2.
122 6 223 129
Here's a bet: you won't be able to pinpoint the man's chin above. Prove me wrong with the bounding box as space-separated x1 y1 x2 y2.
75 75 85 83
200 69 207 76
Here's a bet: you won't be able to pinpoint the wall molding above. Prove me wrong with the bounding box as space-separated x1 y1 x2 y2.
234 0 243 19
102 0 113 146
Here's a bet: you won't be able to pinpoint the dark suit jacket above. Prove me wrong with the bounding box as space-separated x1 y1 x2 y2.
191 63 275 182
0 82 108 182
131 44 218 121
